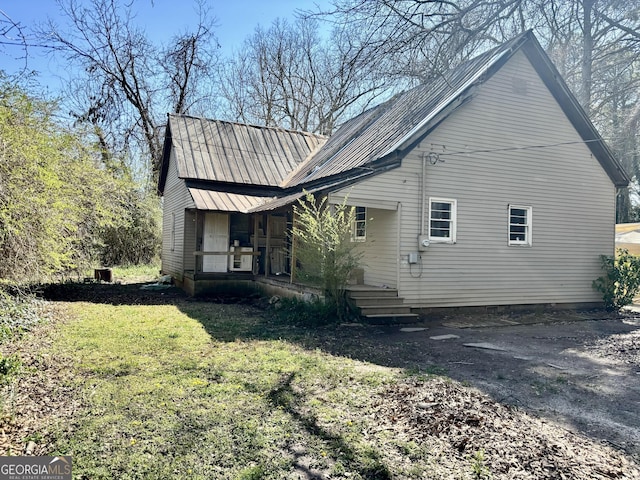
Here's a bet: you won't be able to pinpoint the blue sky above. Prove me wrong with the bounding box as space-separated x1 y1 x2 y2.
2 0 330 92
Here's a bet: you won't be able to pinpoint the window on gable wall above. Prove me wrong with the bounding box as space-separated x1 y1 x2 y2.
508 205 532 246
352 206 367 242
429 198 457 243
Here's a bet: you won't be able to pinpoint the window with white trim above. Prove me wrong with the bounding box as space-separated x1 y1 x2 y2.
508 205 532 246
429 198 457 243
352 206 367 242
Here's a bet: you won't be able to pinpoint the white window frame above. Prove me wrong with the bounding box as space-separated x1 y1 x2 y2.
508 205 532 246
428 198 457 244
351 206 367 242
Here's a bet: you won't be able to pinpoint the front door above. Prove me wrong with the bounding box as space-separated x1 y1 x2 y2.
203 212 229 272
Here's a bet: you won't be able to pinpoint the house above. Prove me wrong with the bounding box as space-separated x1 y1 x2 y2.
158 30 629 314
615 224 640 256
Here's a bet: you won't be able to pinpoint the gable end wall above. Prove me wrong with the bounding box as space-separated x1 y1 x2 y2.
161 148 196 281
332 50 615 307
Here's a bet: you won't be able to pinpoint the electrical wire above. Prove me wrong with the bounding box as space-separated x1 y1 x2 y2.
435 138 604 157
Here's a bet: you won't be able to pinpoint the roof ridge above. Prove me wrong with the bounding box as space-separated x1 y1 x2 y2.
167 113 327 140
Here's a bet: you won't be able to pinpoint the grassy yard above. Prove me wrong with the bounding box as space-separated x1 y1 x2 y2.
46 300 435 479
4 287 639 479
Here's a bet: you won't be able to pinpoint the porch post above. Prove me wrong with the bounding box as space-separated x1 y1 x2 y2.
253 214 259 274
290 209 296 284
265 214 271 277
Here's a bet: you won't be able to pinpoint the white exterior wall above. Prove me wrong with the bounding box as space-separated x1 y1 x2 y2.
332 50 616 307
161 148 195 280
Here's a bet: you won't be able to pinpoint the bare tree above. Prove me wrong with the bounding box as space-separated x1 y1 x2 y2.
40 0 219 182
217 16 388 135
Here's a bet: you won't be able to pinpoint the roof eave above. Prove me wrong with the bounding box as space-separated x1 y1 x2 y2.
157 114 173 196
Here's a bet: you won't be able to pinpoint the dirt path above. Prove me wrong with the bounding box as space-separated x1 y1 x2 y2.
366 311 640 463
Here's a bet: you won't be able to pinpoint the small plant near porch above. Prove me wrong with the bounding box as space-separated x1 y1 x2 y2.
292 192 363 319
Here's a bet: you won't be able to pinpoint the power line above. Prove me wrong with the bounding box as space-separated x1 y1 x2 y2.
436 138 604 157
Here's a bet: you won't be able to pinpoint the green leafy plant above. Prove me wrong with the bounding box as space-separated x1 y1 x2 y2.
470 449 491 479
292 192 363 320
0 79 157 283
593 249 640 310
0 353 22 384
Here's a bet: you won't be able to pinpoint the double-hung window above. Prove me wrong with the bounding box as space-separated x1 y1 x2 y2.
352 206 367 242
429 198 457 243
508 205 532 246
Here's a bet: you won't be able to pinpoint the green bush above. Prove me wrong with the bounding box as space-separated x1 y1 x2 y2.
592 249 640 310
99 191 161 266
292 193 363 320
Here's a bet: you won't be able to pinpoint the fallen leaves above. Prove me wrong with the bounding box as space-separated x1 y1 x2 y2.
0 305 79 456
375 376 640 479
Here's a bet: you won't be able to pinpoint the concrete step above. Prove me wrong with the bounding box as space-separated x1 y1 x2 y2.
363 313 420 325
351 296 405 307
359 305 413 316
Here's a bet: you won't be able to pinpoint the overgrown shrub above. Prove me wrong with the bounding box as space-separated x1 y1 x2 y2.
592 249 640 310
292 193 363 320
0 80 159 282
99 191 162 266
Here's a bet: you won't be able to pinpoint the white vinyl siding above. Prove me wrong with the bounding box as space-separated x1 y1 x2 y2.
330 49 616 308
508 205 532 246
161 148 196 280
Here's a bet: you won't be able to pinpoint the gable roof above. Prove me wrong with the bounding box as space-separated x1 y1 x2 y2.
158 115 327 194
158 31 628 206
283 30 629 189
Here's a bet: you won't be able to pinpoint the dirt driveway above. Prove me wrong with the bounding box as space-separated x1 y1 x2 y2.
362 309 640 463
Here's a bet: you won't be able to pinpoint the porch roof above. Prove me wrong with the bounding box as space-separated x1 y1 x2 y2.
188 188 271 213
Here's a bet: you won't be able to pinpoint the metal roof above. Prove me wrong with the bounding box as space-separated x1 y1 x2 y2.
159 31 628 203
282 38 517 187
188 189 269 213
165 115 326 188
284 31 629 188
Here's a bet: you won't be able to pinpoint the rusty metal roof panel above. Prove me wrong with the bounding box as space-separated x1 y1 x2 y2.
169 115 327 187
